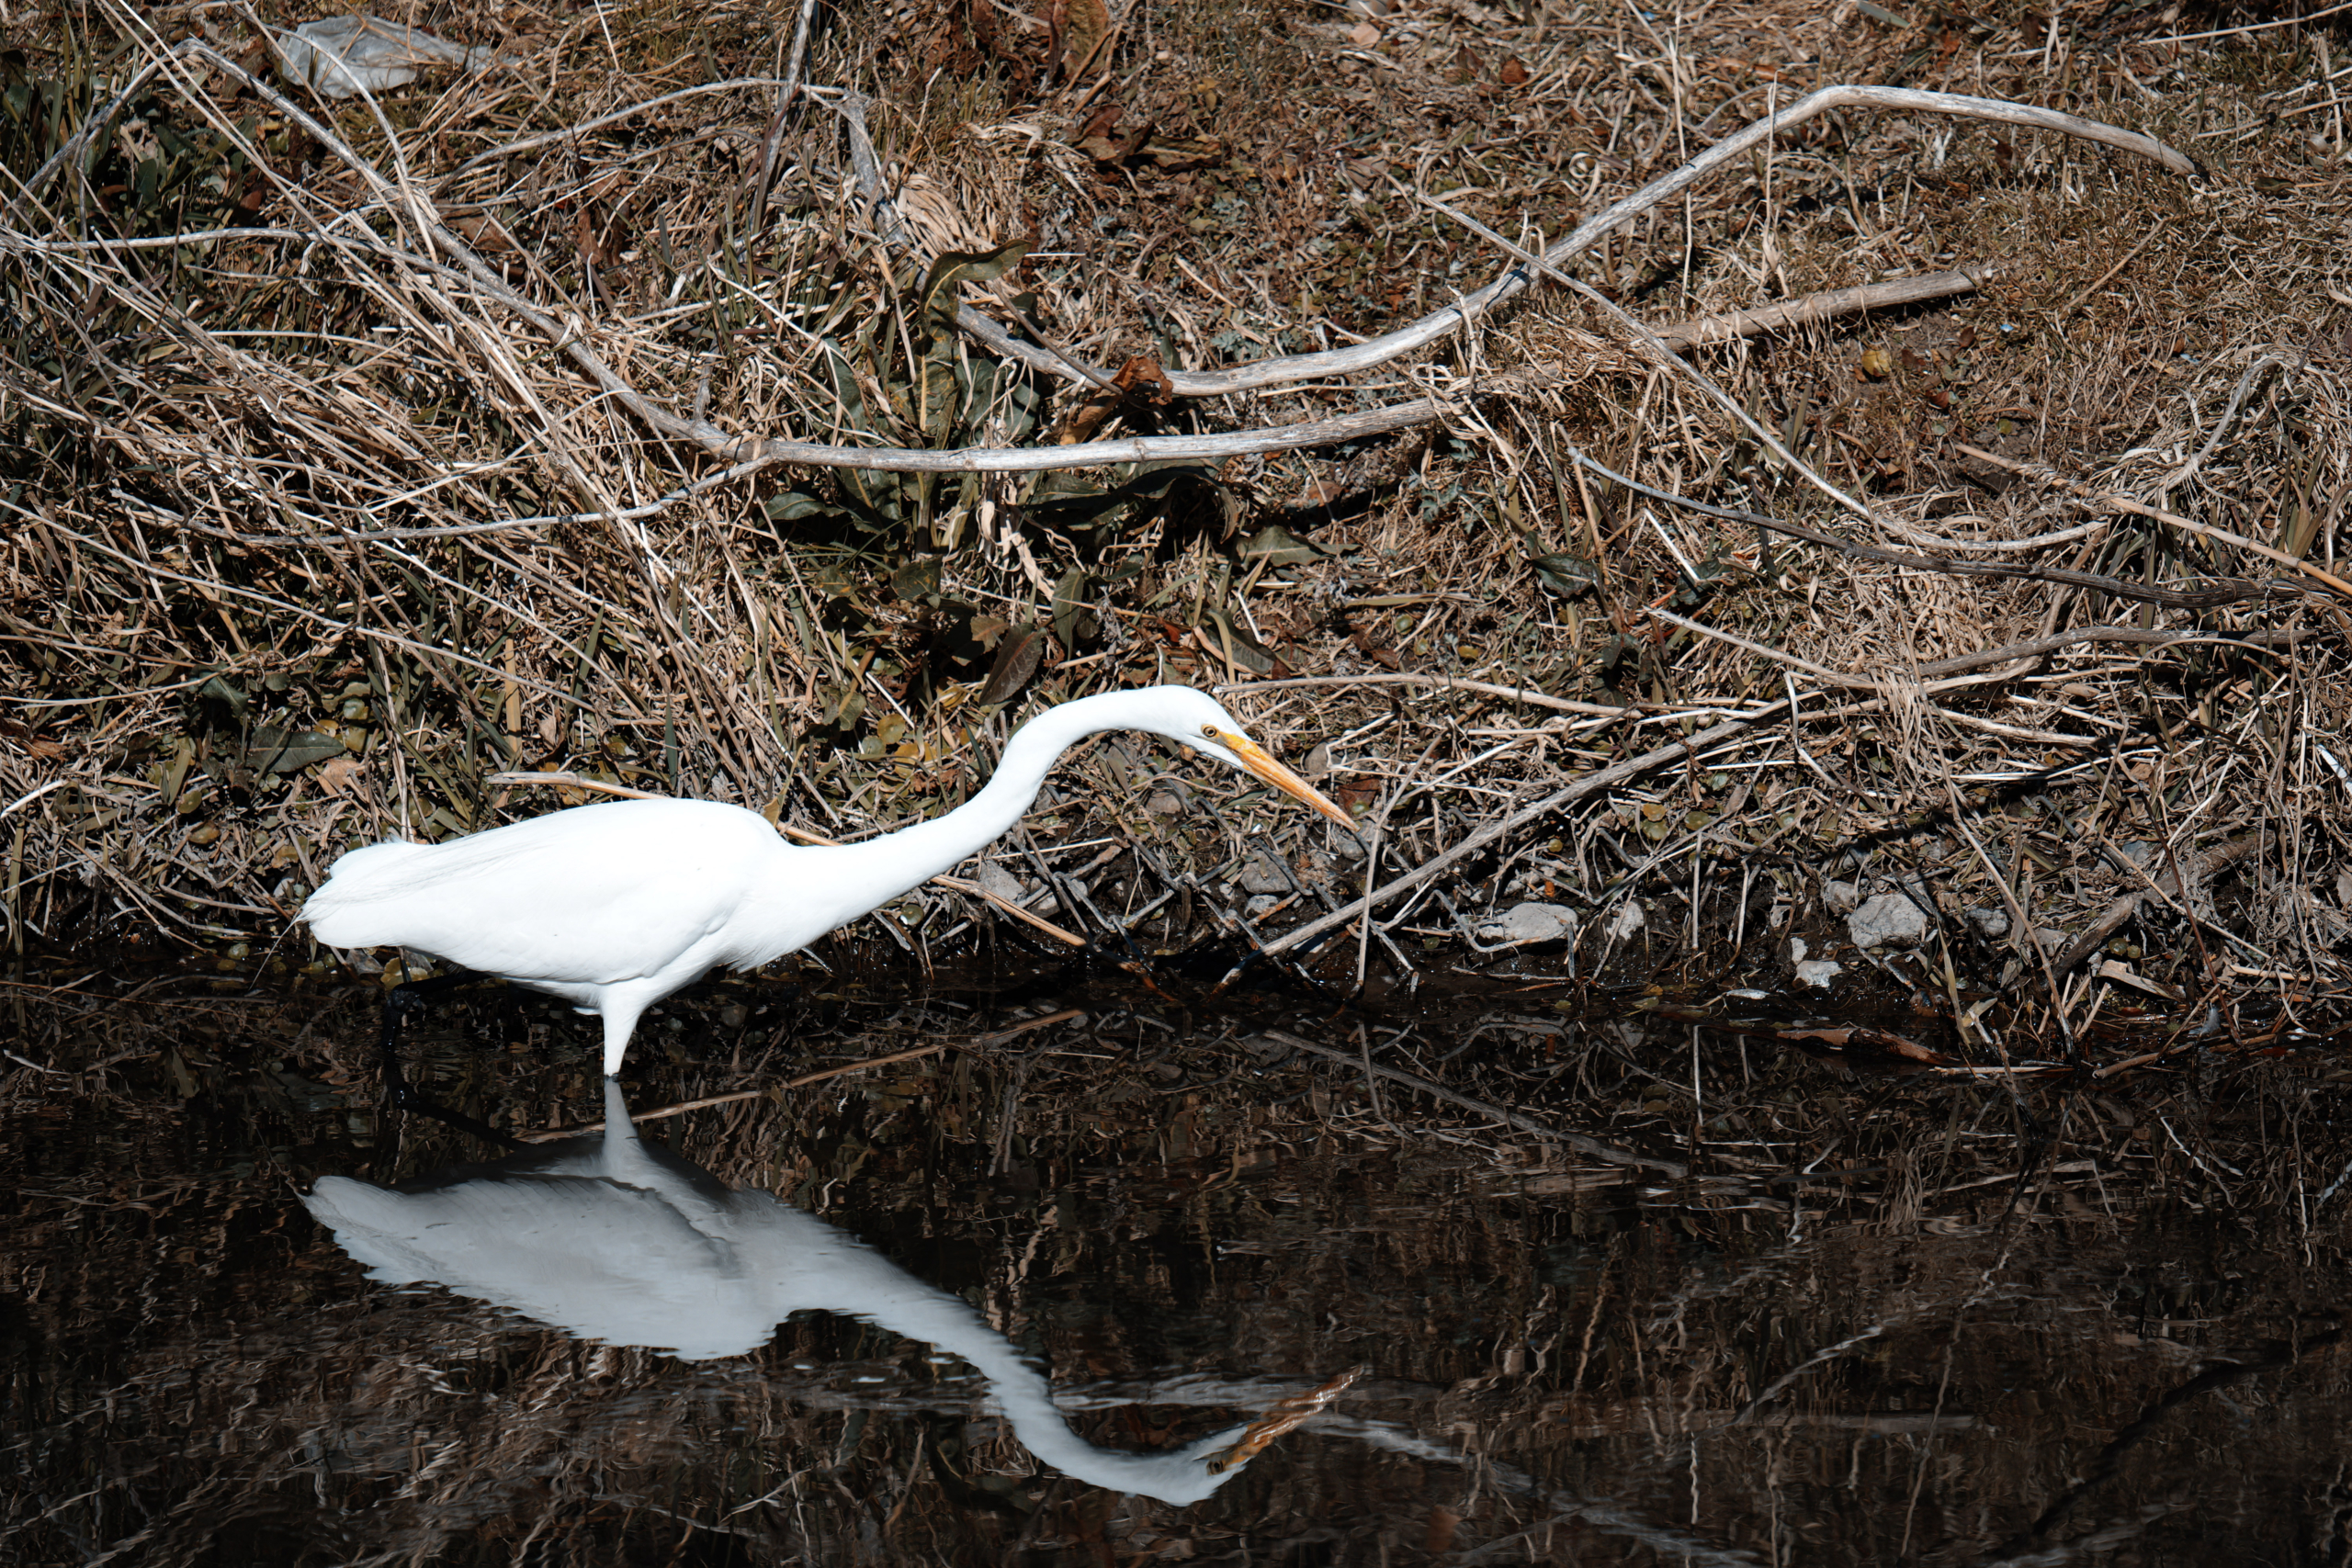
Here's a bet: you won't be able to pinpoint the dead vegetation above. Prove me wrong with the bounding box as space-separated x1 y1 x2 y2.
0 0 2349 1073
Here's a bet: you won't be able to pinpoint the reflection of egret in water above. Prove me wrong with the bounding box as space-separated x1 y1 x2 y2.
303 1079 1354 1506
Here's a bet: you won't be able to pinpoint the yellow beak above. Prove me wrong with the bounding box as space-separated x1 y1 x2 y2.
1220 731 1358 830
1204 1365 1367 1473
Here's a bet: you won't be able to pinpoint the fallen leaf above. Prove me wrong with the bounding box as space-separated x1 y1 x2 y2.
1349 622 1402 671
1425 1507 1463 1554
1076 102 1122 143
979 626 1047 704
1058 0 1111 76
1767 1023 1957 1066
1112 353 1175 404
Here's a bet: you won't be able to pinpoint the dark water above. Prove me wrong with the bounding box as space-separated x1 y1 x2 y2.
5 958 2349 1565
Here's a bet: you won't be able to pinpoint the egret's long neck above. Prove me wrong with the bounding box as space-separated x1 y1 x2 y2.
847 693 1136 905
845 1283 1241 1505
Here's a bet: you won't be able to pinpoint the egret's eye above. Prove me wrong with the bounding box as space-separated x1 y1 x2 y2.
1201 724 1218 739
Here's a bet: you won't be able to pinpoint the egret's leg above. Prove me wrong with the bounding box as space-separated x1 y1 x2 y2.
378 966 483 1058
598 996 653 1077
375 966 523 1149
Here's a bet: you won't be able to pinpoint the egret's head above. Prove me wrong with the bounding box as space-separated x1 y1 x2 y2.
1121 685 1357 831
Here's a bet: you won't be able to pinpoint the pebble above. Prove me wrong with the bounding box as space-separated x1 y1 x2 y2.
1239 853 1290 895
1475 902 1577 947
1848 892 1929 948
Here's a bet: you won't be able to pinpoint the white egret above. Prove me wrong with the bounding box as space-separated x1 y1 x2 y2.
303 684 1352 1075
305 1077 1357 1503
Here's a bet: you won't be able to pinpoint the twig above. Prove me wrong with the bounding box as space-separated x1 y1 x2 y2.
1656 265 2015 349
521 1041 950 1139
485 770 660 800
2144 0 2352 46
931 875 1090 947
955 85 2197 397
1954 443 2352 599
1225 672 1645 719
1253 705 1792 965
1410 181 1880 531
968 1006 1090 1046
749 0 821 225
1645 608 2282 693
2053 220 2173 316
29 511 601 709
2164 350 2301 490
1555 442 2301 611
450 77 803 175
1256 1027 1686 1176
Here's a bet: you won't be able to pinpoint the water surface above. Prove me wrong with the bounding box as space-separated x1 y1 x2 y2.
5 958 2346 1564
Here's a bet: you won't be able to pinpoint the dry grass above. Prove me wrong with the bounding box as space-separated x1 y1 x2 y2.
0 0 2348 1055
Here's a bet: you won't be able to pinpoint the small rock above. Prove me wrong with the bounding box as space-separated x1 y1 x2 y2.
1794 959 1843 989
1238 852 1290 895
1788 937 1811 964
1965 906 2010 938
1243 894 1282 920
1475 902 1577 948
1603 900 1645 941
2033 927 2069 953
977 862 1026 904
1825 879 1862 912
1848 892 1929 948
1146 792 1185 816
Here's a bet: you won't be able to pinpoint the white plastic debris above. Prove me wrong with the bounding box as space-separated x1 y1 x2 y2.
1794 959 1843 989
1602 900 1645 942
272 15 502 99
1471 901 1577 950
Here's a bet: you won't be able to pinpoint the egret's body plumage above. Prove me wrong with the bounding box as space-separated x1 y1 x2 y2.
303 686 1349 1075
